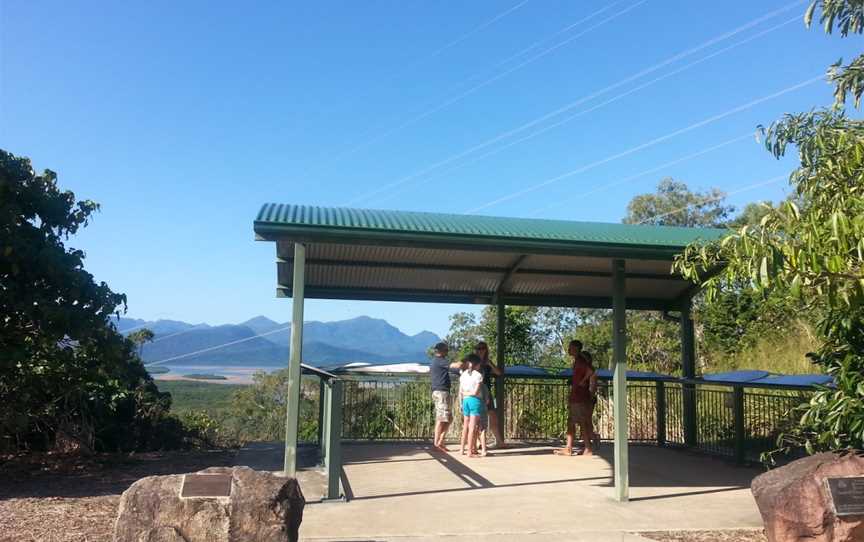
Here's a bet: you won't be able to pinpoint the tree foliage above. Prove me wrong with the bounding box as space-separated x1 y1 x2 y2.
807 0 864 107
0 150 178 452
623 178 735 227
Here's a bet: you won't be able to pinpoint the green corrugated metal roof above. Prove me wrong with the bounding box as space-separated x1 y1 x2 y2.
254 203 726 249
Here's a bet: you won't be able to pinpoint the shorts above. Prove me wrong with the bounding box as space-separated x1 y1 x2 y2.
432 390 453 422
462 396 486 417
568 401 593 426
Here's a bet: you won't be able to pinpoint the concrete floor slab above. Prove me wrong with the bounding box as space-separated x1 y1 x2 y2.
299 443 764 541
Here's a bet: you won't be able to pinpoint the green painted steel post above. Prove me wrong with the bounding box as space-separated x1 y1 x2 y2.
326 379 343 500
317 377 326 464
733 386 746 465
495 299 506 444
284 242 305 476
612 259 629 502
656 380 666 447
322 379 332 468
680 298 697 448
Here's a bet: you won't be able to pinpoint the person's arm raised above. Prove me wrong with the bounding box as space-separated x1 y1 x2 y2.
486 360 503 376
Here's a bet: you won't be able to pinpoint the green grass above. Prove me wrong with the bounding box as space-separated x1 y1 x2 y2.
708 320 821 375
156 380 246 416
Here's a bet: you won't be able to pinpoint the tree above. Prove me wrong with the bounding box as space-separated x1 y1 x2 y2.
128 328 155 358
676 1 864 455
0 150 173 452
623 178 735 227
807 0 864 107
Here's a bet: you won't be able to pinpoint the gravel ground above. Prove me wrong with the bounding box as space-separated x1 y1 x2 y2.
0 450 235 542
641 529 767 542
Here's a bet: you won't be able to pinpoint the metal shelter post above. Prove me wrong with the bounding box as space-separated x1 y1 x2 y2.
680 297 697 448
284 242 305 476
495 299 506 443
612 259 629 502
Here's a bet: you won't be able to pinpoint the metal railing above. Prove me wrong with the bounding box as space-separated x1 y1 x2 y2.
330 372 815 464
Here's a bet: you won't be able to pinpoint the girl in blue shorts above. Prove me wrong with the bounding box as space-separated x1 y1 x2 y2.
459 354 487 457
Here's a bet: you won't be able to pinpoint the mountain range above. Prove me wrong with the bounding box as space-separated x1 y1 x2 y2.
116 315 440 367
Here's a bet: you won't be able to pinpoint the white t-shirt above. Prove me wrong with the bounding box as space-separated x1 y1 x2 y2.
459 369 483 396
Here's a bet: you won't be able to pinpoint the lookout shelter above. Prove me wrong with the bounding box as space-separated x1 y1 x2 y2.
253 203 725 502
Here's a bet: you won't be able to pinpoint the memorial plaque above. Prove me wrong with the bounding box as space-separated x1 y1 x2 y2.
180 473 232 498
826 477 864 516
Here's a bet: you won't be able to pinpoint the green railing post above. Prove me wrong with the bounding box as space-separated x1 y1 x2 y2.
320 378 331 466
325 379 344 500
284 242 305 476
733 386 746 465
656 380 666 447
317 377 325 454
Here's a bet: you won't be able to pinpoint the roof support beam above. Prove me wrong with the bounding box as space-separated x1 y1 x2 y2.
284 243 305 477
493 255 527 304
277 258 682 281
276 286 676 311
612 258 629 502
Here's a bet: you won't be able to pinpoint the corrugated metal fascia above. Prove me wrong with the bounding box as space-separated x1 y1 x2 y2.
255 203 726 247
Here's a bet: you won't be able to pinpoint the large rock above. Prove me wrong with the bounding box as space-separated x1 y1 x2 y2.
113 466 304 542
752 452 864 542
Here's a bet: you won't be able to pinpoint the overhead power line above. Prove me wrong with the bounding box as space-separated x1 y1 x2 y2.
412 0 532 67
465 75 823 213
528 132 755 217
345 1 804 206
145 326 290 367
333 0 648 179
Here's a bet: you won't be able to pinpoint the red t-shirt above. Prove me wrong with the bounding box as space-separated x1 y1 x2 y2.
569 359 592 404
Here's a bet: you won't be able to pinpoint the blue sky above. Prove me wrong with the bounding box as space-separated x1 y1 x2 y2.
2 1 858 337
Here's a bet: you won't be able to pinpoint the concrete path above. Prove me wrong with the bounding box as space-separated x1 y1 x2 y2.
299 443 763 541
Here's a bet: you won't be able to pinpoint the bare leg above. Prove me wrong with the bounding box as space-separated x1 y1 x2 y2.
488 409 505 448
554 421 575 455
479 430 487 456
467 416 479 457
580 417 594 456
434 421 450 451
460 416 469 455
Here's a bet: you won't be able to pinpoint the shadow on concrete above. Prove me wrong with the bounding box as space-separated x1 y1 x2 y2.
335 442 760 503
348 475 610 501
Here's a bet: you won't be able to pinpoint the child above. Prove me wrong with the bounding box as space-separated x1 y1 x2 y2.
459 354 487 457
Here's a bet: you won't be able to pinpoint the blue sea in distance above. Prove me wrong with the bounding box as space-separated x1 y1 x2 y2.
152 362 287 383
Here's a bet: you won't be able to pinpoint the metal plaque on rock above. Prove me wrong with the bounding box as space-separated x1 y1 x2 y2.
826 477 864 516
180 473 232 498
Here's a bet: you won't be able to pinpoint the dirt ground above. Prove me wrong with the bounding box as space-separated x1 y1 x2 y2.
1 450 764 542
0 450 235 542
641 530 767 542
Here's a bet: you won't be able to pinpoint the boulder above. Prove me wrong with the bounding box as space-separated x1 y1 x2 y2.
751 452 864 542
113 466 304 542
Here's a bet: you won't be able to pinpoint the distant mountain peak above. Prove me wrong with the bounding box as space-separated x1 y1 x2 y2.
241 315 280 326
240 315 284 334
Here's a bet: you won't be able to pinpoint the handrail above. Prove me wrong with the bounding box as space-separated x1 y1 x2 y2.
329 369 824 391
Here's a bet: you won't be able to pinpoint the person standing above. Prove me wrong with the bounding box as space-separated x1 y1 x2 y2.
430 342 460 452
554 340 596 457
475 341 506 449
458 354 487 457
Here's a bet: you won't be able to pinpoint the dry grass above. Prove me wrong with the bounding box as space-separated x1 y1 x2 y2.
0 450 234 542
641 530 767 542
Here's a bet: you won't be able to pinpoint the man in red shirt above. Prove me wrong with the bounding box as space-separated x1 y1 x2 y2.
554 340 596 456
